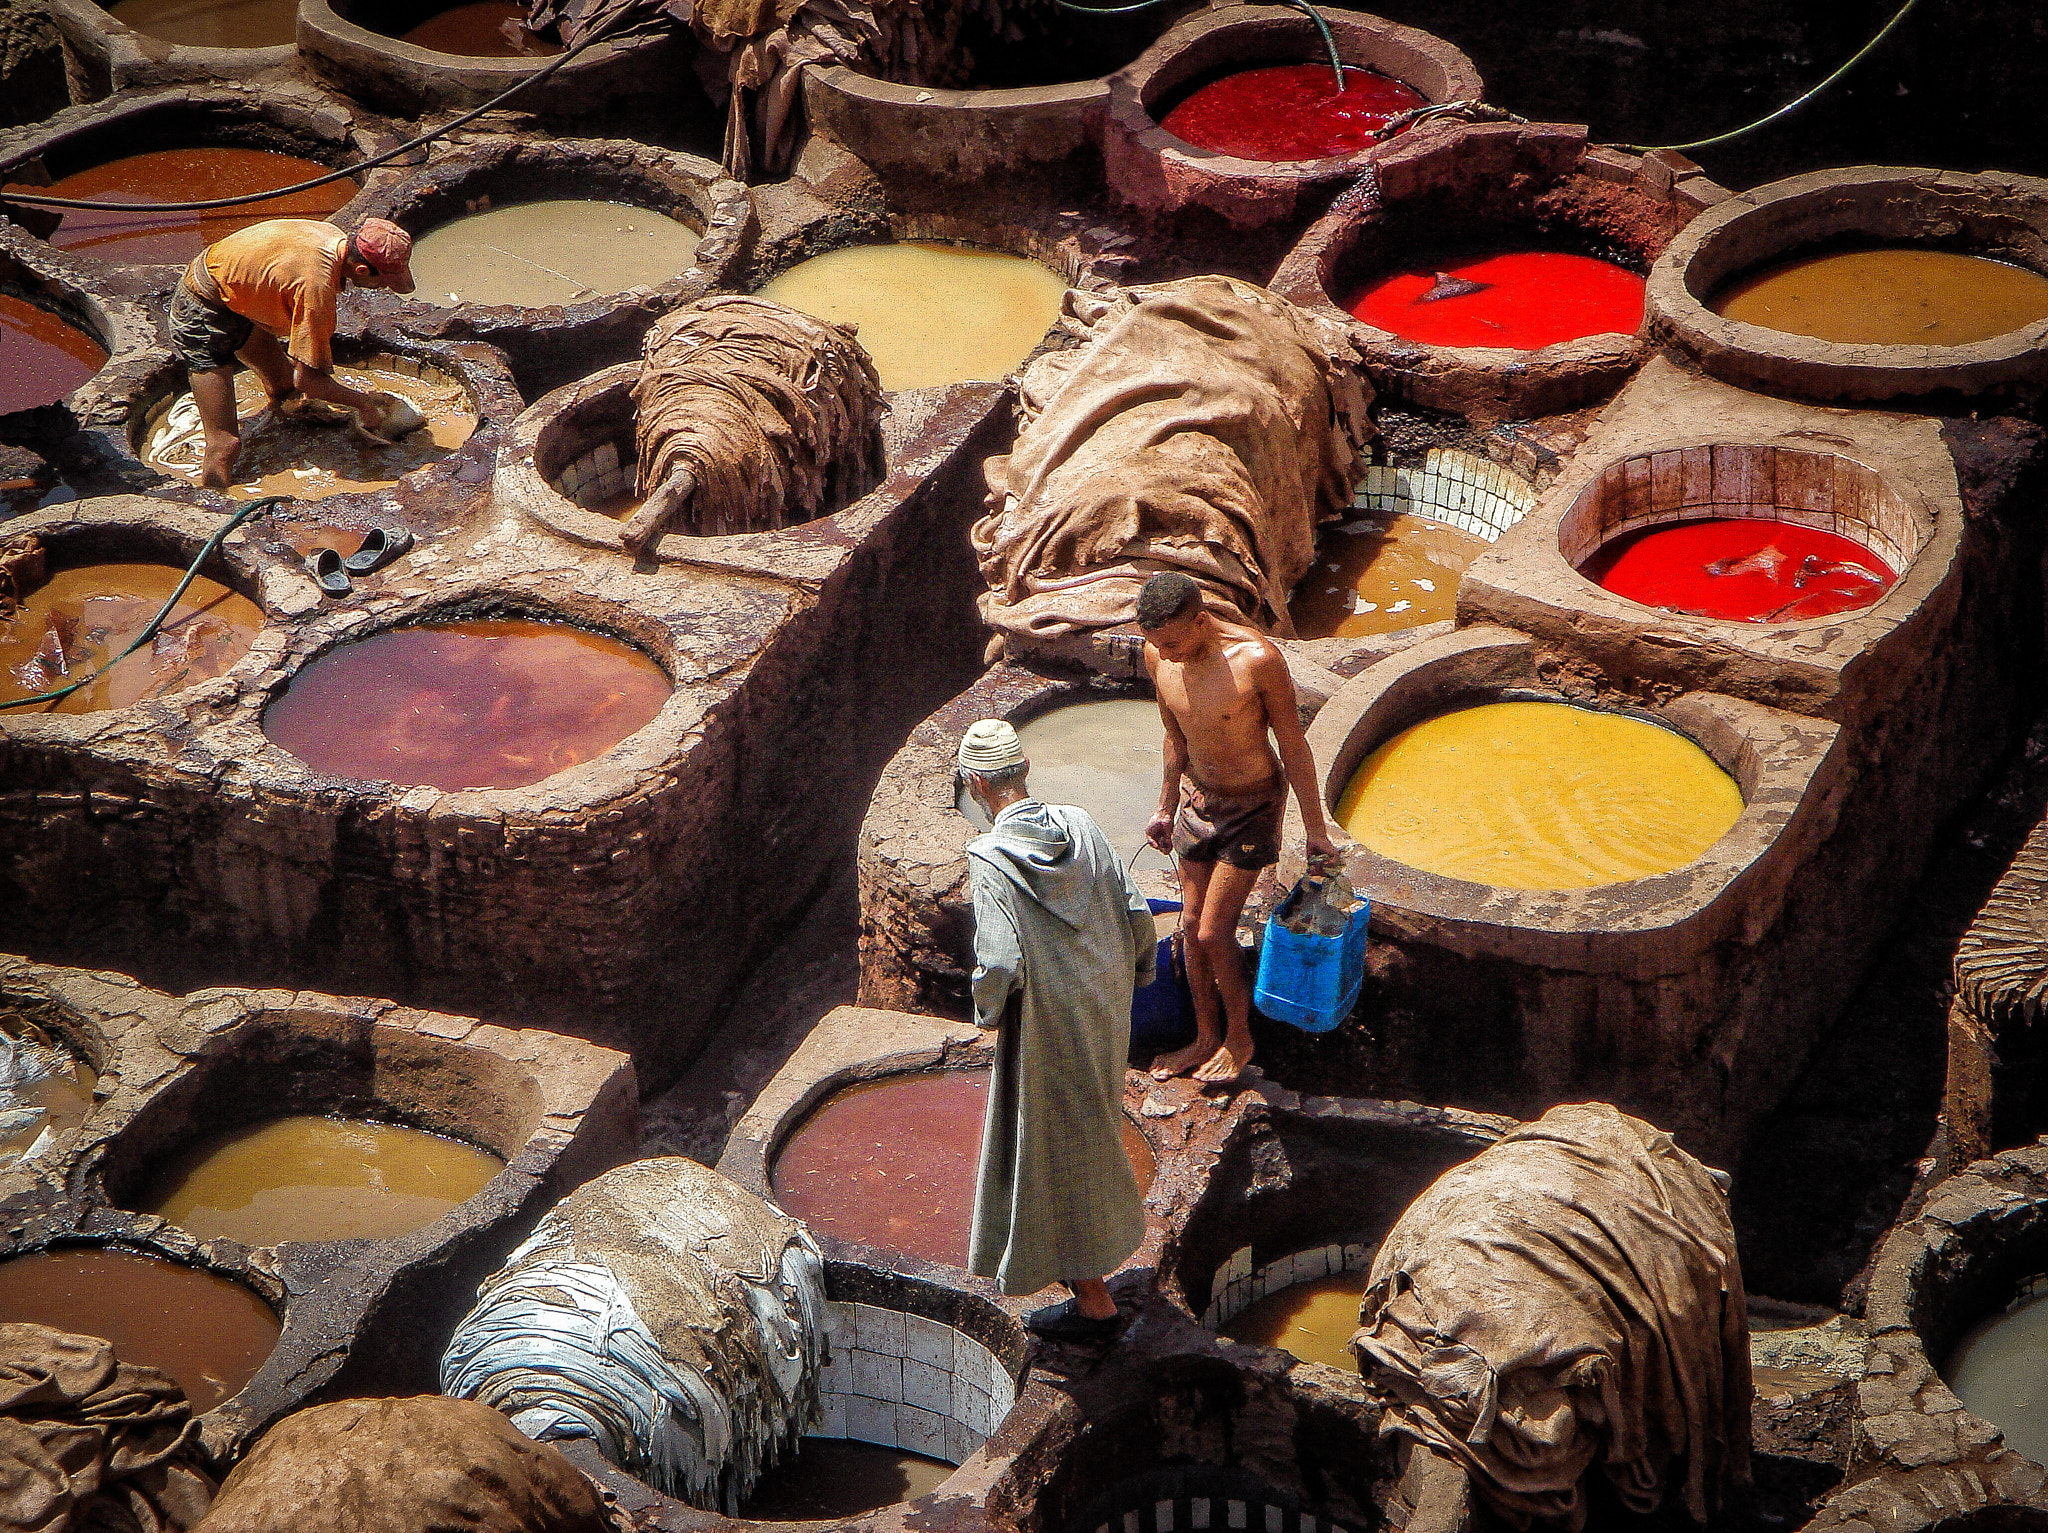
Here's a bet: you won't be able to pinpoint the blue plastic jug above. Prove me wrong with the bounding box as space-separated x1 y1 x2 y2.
1253 878 1370 1033
1131 898 1195 1052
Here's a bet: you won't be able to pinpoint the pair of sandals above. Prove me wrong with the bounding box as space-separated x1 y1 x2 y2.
307 526 414 596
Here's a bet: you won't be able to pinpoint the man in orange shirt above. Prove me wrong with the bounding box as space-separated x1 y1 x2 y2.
169 217 416 489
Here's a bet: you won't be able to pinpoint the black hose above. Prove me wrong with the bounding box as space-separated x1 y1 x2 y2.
0 496 288 711
0 6 646 215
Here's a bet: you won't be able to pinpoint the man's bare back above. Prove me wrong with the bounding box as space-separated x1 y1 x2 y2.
1134 578 1339 1086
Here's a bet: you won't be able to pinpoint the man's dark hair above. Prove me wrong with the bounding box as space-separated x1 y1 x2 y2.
1135 571 1202 630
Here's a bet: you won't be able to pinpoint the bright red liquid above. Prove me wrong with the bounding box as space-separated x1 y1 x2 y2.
1160 64 1424 161
1582 518 1896 623
1348 251 1646 351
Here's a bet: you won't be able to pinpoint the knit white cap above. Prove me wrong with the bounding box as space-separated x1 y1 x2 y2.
957 719 1025 773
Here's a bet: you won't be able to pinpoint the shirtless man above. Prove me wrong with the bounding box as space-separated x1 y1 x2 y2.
1139 571 1339 1084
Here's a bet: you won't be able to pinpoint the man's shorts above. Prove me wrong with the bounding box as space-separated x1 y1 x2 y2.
1172 777 1286 870
169 279 253 372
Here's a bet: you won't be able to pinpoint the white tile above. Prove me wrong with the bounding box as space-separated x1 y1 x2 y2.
1228 1502 1247 1530
898 1403 949 1462
949 1418 983 1466
952 1329 985 1378
824 1301 854 1350
1342 1243 1368 1272
1124 1512 1141 1533
1302 1519 1317 1533
906 1316 954 1371
819 1352 849 1394
594 441 619 475
846 1393 898 1448
1193 1498 1211 1530
1157 1500 1175 1532
904 1357 950 1414
821 1395 846 1437
863 1306 906 1354
1266 1507 1283 1533
852 1349 902 1402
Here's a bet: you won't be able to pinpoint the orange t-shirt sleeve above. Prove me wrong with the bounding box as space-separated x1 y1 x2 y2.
279 268 338 372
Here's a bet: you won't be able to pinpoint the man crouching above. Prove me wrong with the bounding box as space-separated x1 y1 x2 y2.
958 719 1157 1343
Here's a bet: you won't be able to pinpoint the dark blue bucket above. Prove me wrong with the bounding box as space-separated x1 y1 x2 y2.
1131 897 1195 1053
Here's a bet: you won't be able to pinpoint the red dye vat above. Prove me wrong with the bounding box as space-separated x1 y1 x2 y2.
1582 518 1896 623
1348 251 1646 351
770 1068 1154 1270
1160 64 1424 162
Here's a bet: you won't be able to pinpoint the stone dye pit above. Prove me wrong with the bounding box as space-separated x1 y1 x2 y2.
261 616 673 792
139 352 477 499
0 293 107 412
137 1114 505 1245
1288 511 1489 639
0 558 261 713
741 1438 953 1520
9 147 352 265
755 242 1068 392
0 1245 280 1411
1649 165 2048 401
1103 4 1484 229
1271 120 1723 417
768 1066 1155 1270
1214 1266 1368 1371
1581 516 1896 622
408 200 701 310
1333 698 1745 891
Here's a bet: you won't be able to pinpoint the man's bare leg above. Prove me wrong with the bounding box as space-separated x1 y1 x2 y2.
188 365 243 489
235 329 297 406
1190 860 1261 1083
1150 857 1220 1080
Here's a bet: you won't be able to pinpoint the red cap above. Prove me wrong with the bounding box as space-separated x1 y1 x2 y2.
351 217 415 295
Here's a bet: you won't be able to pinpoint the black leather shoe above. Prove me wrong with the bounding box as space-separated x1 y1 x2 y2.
1026 1298 1122 1343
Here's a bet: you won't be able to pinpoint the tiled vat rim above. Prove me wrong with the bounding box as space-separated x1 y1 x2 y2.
1201 1240 1373 1331
817 1298 1016 1466
1079 1468 1355 1533
1354 448 1536 545
1559 440 1924 575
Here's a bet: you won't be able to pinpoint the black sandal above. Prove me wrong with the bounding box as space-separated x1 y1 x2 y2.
307 547 352 596
343 526 414 575
1025 1298 1122 1343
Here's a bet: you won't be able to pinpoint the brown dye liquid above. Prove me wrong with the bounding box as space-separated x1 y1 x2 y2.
262 618 672 791
107 0 299 47
769 1068 1155 1270
1714 248 2048 347
1288 514 1488 639
143 362 475 500
0 294 106 413
399 0 561 54
1219 1272 1366 1371
744 1439 954 1519
0 563 261 714
10 149 352 266
140 1115 504 1245
0 1248 279 1411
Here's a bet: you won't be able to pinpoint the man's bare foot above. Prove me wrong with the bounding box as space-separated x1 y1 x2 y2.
1150 1036 1218 1081
200 437 240 490
1193 1035 1254 1085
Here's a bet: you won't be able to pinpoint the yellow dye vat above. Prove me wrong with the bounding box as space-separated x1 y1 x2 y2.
1335 700 1744 890
1714 248 2048 347
755 242 1067 392
1219 1272 1366 1371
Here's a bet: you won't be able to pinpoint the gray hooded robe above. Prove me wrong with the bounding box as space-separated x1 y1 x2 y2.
966 798 1157 1295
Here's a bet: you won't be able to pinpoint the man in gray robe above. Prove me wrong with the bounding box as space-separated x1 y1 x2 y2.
957 718 1157 1342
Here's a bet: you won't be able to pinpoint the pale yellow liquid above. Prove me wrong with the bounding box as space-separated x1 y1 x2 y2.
956 698 1165 864
142 1115 503 1245
1289 514 1488 639
108 0 299 48
756 242 1067 391
1336 701 1744 890
1715 249 2048 347
410 201 702 309
1219 1273 1366 1370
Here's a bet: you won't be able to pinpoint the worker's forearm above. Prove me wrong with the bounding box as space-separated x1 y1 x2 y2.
1277 730 1329 838
293 364 377 412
